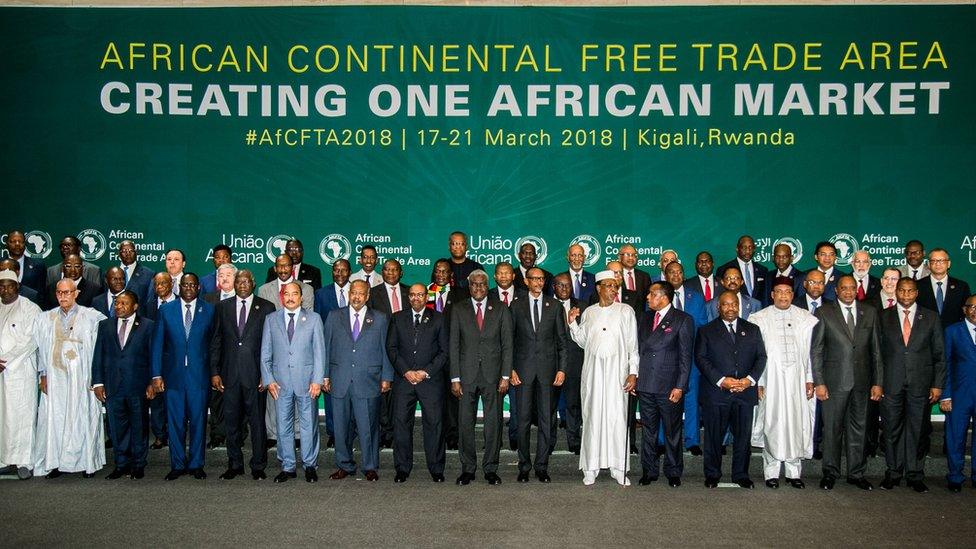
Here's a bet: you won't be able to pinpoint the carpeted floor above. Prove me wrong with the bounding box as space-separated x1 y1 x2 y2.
4 422 972 547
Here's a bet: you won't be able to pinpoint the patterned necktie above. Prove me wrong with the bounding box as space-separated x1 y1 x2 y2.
887 298 894 308
845 306 856 338
627 271 635 291
902 309 912 345
238 299 247 336
744 265 753 295
123 265 130 285
391 286 401 313
911 269 918 280
476 302 484 331
704 278 712 302
936 281 944 314
653 311 661 331
184 304 192 340
414 313 421 344
118 317 128 347
352 312 361 341
338 287 346 307
811 300 819 314
574 274 581 299
109 294 117 318
436 292 444 312
674 292 683 311
287 312 296 342
503 290 509 306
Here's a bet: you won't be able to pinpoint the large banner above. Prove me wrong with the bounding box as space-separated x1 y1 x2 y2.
1 5 974 284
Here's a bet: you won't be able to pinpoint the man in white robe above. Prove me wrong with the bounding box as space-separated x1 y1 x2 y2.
568 270 639 486
751 276 818 488
33 278 106 478
0 270 42 479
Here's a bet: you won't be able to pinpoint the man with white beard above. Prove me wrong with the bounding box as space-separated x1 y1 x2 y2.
850 251 881 302
33 278 107 478
751 277 818 489
568 270 639 486
0 270 42 479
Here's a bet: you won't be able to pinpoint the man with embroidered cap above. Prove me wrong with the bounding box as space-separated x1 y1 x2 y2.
0 270 42 479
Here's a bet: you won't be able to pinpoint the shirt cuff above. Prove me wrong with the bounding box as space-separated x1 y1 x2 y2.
502 376 509 380
940 397 951 402
152 376 161 380
746 376 756 386
451 377 460 383
92 383 104 388
716 376 725 388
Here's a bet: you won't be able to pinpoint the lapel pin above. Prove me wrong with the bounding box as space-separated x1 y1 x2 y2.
488 305 493 311
740 331 746 336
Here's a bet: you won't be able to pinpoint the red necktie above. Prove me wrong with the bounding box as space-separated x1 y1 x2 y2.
615 292 620 303
704 278 712 301
627 271 635 291
503 291 509 305
902 309 911 345
278 285 285 305
652 311 661 331
293 266 299 280
391 287 401 313
857 279 866 301
887 298 894 308
476 302 484 330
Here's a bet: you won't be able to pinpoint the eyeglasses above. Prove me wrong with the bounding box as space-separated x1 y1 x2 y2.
55 290 76 296
929 258 949 264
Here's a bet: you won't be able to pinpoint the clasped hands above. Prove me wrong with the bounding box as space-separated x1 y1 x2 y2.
721 377 752 393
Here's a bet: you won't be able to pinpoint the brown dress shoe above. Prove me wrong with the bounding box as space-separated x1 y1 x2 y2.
365 470 379 482
329 469 351 480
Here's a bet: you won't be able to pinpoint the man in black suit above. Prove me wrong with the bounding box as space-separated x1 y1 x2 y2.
367 259 409 449
765 243 803 300
386 284 449 483
265 239 322 291
5 230 46 296
92 267 127 319
635 281 694 487
619 244 651 299
142 272 176 449
449 269 513 485
202 264 238 305
510 268 567 483
718 235 769 307
91 290 155 480
807 242 847 302
209 269 275 481
513 243 553 293
685 251 717 302
491 261 524 451
46 236 102 294
695 290 766 489
552 273 586 454
118 240 155 306
878 277 946 493
793 270 830 314
811 275 884 491
46 254 98 309
448 232 483 289
427 258 468 450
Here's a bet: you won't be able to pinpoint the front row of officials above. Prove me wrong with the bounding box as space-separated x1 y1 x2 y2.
0 239 973 493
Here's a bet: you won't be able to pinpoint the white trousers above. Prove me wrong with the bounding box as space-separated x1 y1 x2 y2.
762 449 801 480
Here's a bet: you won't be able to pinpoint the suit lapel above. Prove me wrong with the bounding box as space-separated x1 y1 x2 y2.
244 298 264 337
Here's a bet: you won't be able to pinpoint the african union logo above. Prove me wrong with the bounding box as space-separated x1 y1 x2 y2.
319 233 351 265
829 233 860 266
773 237 803 264
265 234 293 262
24 230 53 259
515 235 548 265
77 229 107 261
570 234 601 268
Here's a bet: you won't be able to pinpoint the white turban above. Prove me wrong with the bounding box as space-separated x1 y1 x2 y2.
595 270 615 282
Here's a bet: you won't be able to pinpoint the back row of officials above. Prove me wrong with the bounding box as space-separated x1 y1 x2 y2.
0 231 973 491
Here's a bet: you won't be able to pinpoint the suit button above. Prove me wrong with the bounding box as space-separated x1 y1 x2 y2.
353 349 357 353
413 351 417 354
238 342 243 346
288 351 293 356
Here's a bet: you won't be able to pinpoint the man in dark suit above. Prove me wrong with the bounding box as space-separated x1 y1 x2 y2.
806 241 847 302
513 243 553 293
636 281 695 487
427 258 469 450
685 251 717 302
0 259 41 306
386 283 449 483
559 243 596 303
200 244 232 296
142 272 177 449
851 251 882 302
510 268 567 483
940 294 976 492
201 263 237 449
619 244 651 300
118 240 155 305
367 259 409 449
46 236 102 294
718 235 770 307
92 267 127 319
5 230 46 295
313 258 352 447
793 270 831 314
91 290 155 480
811 275 884 491
663 262 708 456
447 232 483 289
265 239 322 290
150 273 216 481
878 277 946 493
202 264 238 305
46 254 98 309
209 269 275 481
552 273 586 454
491 261 524 451
323 280 393 482
450 269 513 485
597 260 642 452
765 243 803 301
695 290 767 489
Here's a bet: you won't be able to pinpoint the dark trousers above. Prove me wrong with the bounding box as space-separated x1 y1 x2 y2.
165 387 208 470
627 394 639 450
442 377 458 447
393 378 445 475
702 397 753 481
813 400 823 454
517 376 556 474
821 389 869 480
880 388 929 482
379 390 394 444
864 399 883 454
458 385 502 475
561 368 583 451
945 392 976 484
209 388 225 440
223 382 267 471
106 394 149 470
149 392 167 441
507 385 519 443
638 391 683 478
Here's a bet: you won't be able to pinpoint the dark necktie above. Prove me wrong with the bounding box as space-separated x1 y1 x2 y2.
727 322 735 342
183 304 192 340
936 281 945 314
573 274 581 299
413 312 421 344
287 312 296 342
674 292 683 311
845 306 856 338
109 294 117 318
533 298 541 332
238 299 247 336
476 302 484 331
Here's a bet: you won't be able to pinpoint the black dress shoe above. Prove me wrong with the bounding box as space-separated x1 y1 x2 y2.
688 445 703 456
947 481 962 493
485 472 502 485
536 472 551 483
559 419 567 429
105 468 128 480
252 470 266 480
365 470 379 482
629 445 639 455
765 479 780 489
846 477 873 491
736 478 754 489
880 476 900 490
190 468 207 480
130 468 144 480
305 468 318 483
667 476 681 487
813 450 823 460
265 439 277 450
394 471 409 483
219 467 245 480
721 446 727 456
786 478 805 489
456 472 474 486
517 471 530 483
82 472 96 479
274 471 297 483
656 446 665 457
164 469 185 481
150 438 167 450
704 477 719 488
909 480 929 493
381 438 393 449
639 474 658 486
45 469 62 479
820 477 835 490
446 441 459 451
569 446 581 455
509 439 519 451
326 436 335 448
431 472 445 483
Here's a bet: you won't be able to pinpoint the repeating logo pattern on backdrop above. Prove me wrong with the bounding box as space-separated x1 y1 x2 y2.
24 230 53 259
77 229 107 261
319 233 352 265
265 234 294 262
829 233 860 267
571 234 601 268
773 236 804 264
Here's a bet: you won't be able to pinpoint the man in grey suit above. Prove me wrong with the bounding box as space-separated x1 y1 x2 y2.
261 282 324 483
323 280 393 482
450 269 513 486
811 275 884 491
510 268 568 483
878 277 946 493
258 254 314 311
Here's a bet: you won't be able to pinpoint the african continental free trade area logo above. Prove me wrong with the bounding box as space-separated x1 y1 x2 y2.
77 229 107 261
265 234 293 262
319 233 352 265
773 236 803 265
24 230 53 259
515 235 548 265
570 234 601 268
829 233 860 267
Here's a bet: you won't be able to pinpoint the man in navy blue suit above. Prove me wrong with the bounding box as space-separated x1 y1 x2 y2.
142 272 177 450
4 230 46 296
92 267 127 319
718 235 769 307
200 244 232 296
323 279 393 481
92 290 155 480
940 294 976 492
695 290 767 489
807 242 847 302
313 258 352 447
559 243 596 303
765 243 803 299
151 273 215 481
636 281 695 487
118 240 155 306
